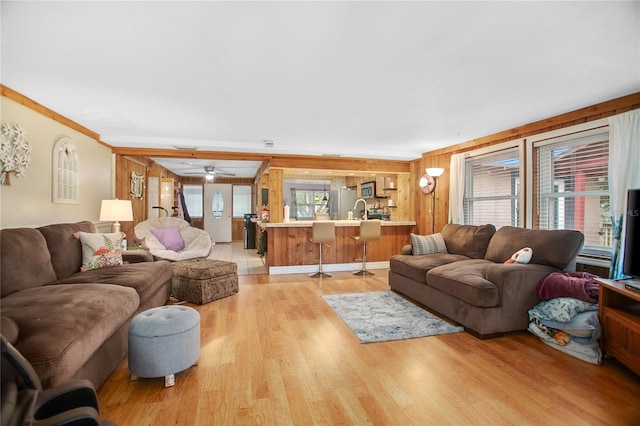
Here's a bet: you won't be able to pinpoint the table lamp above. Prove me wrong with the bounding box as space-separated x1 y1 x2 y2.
100 199 133 233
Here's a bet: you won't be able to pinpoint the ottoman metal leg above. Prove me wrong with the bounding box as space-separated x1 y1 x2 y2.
165 374 175 387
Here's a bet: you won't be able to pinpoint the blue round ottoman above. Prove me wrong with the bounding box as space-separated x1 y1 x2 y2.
128 305 200 387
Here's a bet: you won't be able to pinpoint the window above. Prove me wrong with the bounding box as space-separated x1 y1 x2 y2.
232 185 252 218
183 184 203 217
535 129 610 257
291 188 329 220
52 137 79 203
463 147 522 228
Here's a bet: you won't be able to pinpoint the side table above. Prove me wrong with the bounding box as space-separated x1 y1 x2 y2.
595 278 640 376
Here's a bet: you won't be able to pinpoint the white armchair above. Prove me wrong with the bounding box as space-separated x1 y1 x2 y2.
134 217 212 261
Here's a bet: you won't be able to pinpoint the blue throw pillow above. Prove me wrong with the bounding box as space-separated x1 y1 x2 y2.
538 310 600 340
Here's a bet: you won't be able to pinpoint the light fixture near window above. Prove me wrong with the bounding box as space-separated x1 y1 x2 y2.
419 167 445 234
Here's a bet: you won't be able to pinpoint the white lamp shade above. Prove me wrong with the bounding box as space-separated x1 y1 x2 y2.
99 199 133 221
425 167 445 177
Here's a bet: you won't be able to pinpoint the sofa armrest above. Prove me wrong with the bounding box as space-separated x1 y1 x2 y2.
1 316 19 345
122 249 153 263
401 244 413 255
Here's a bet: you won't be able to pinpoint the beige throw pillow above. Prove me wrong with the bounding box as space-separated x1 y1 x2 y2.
410 233 447 255
75 231 124 271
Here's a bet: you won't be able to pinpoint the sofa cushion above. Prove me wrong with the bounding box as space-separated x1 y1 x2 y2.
389 253 470 284
440 224 496 259
0 283 139 389
37 221 98 280
0 228 57 297
427 259 500 307
57 260 173 309
484 226 584 270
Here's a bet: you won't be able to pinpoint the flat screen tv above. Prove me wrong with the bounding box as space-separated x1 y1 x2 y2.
622 188 640 285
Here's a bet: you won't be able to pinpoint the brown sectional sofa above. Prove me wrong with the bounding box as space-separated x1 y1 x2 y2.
389 224 585 338
0 221 173 389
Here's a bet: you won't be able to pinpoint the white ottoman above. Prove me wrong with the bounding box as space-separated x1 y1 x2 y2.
128 305 200 387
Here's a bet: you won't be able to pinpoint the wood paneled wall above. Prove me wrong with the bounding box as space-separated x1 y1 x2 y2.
413 92 640 235
267 169 284 223
114 155 179 245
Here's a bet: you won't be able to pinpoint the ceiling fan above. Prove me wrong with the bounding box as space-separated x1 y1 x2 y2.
184 165 236 177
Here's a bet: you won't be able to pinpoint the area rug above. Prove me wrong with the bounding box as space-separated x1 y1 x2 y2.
321 290 464 343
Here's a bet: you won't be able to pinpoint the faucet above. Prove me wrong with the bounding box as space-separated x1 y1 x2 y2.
354 198 368 220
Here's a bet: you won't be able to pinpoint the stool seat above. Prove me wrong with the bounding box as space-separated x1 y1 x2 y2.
309 221 335 278
353 220 381 276
128 305 200 387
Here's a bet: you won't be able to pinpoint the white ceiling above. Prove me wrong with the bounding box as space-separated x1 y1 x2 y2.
2 1 639 178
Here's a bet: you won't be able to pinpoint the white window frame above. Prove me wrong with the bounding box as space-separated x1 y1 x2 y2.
461 139 526 228
52 137 79 204
526 119 611 260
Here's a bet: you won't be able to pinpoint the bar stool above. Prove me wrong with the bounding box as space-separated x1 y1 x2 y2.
353 220 381 276
309 221 336 278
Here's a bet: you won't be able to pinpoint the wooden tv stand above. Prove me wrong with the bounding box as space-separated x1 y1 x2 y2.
596 278 640 376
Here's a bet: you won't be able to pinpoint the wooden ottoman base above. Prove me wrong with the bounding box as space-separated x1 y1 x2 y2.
172 258 239 305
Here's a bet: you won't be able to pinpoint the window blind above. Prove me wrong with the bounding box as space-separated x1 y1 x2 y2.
463 147 520 228
536 131 610 256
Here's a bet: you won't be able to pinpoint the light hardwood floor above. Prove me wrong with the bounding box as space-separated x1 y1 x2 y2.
97 261 640 425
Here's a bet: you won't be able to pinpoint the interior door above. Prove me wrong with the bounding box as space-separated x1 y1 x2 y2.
204 183 232 243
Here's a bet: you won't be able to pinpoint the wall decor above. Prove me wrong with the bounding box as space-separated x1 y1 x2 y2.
131 171 145 198
52 137 79 203
0 123 32 185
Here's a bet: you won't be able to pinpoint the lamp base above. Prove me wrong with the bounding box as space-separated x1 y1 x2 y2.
111 222 121 234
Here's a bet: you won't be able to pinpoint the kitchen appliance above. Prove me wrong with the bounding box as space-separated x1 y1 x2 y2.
360 181 375 198
243 213 257 249
367 207 389 221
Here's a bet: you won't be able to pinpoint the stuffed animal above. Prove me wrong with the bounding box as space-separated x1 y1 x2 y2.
505 247 532 264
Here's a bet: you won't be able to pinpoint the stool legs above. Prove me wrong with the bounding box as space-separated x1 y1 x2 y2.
353 240 374 276
310 242 332 278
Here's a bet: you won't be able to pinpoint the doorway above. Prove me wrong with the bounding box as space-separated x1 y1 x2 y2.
204 183 232 243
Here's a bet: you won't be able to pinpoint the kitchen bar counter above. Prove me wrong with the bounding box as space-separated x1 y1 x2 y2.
258 220 416 274
260 220 415 227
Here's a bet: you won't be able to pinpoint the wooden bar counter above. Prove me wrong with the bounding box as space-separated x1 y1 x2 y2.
259 220 416 274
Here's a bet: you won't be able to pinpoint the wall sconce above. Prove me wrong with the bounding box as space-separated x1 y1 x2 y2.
99 199 133 233
419 167 445 234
